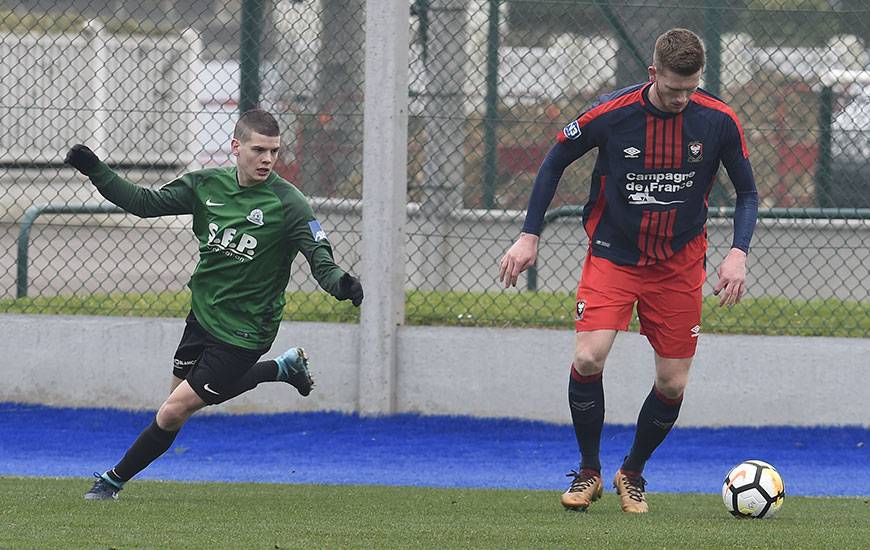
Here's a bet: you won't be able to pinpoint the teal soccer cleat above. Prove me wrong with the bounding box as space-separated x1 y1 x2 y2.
275 347 314 396
84 472 122 501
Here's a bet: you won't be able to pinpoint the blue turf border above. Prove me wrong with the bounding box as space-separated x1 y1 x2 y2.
0 403 866 496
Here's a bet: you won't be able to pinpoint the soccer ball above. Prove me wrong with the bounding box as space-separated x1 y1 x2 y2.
722 460 785 519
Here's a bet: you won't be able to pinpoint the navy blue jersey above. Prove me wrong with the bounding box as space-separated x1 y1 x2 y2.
522 82 758 266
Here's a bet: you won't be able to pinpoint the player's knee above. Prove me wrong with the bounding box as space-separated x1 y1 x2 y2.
655 377 687 400
156 401 193 431
573 349 605 376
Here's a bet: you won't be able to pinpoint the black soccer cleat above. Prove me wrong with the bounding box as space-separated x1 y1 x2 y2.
274 347 314 396
84 472 122 501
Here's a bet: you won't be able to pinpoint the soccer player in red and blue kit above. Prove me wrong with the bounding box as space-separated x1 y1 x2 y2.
499 28 758 513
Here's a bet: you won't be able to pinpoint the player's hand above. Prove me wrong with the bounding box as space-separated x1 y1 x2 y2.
64 144 101 176
338 273 363 307
498 233 539 288
713 248 747 307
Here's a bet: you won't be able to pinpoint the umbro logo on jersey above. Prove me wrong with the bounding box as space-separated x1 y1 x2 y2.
247 208 264 226
690 325 701 338
624 147 641 159
562 120 581 140
206 198 225 207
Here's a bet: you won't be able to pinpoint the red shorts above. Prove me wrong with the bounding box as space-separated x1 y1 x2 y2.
574 235 706 359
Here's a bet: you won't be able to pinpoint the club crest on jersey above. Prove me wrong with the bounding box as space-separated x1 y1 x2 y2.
246 208 264 226
562 120 581 140
688 141 703 163
308 220 327 242
574 300 586 321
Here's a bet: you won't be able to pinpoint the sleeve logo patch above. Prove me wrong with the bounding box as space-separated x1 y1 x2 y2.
308 220 327 241
563 120 582 140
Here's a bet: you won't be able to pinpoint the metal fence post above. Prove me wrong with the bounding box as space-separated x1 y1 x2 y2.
482 0 500 209
816 85 834 208
704 0 728 208
240 0 265 113
704 0 722 98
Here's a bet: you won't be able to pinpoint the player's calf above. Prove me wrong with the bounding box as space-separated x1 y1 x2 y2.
560 468 603 511
275 347 314 396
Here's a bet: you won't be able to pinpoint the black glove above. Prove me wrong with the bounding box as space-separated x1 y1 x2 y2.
338 273 363 307
65 144 101 176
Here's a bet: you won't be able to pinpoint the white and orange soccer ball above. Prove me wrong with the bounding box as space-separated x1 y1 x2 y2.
722 460 785 519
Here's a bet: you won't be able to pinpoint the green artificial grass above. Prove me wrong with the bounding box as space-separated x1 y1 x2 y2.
1 477 867 549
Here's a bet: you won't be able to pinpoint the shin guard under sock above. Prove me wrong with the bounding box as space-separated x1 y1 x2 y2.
109 420 180 483
622 385 683 473
568 366 605 473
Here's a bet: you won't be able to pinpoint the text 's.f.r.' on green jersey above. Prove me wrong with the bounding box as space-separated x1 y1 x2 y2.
88 162 346 349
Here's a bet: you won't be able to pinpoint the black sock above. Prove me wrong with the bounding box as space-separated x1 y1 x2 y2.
622 385 683 473
109 420 180 483
568 366 605 473
217 360 278 401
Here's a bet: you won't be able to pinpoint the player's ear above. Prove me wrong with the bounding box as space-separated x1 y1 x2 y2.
648 65 657 83
231 138 241 157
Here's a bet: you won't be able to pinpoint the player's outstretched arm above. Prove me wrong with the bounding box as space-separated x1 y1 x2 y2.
713 248 747 307
498 233 539 288
64 144 193 217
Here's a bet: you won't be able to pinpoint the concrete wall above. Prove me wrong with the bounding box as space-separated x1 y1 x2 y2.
3 314 867 427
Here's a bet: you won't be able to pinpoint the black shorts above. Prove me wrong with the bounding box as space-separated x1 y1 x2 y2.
172 311 268 405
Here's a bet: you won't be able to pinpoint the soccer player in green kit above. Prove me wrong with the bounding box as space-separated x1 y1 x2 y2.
65 110 364 500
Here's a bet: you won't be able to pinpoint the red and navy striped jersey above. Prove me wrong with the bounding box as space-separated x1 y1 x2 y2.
523 82 757 266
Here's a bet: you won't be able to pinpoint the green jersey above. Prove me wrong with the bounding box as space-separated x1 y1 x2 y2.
88 162 346 349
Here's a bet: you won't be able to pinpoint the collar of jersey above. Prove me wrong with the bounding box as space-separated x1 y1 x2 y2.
640 82 687 120
232 167 279 190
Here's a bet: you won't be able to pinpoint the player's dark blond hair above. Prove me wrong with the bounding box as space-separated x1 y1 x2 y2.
233 109 280 142
653 28 705 76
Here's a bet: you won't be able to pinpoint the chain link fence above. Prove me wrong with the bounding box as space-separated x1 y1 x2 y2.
1 1 868 336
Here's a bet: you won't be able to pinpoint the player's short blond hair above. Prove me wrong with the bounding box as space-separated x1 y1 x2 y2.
653 28 705 76
233 109 280 142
